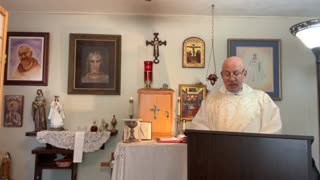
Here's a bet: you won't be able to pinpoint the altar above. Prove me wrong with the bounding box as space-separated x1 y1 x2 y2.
111 141 187 180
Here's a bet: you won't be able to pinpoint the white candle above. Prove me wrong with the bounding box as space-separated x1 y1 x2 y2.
129 97 134 117
177 97 181 116
182 120 186 131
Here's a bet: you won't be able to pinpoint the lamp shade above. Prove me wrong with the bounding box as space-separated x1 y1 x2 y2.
290 19 320 49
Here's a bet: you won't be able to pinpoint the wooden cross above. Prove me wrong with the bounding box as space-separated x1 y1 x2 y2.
146 32 167 64
150 104 160 119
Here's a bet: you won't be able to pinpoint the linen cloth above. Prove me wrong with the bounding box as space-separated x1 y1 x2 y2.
36 130 111 152
111 141 187 180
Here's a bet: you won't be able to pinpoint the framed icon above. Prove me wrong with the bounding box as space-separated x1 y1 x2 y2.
178 84 207 121
182 37 205 68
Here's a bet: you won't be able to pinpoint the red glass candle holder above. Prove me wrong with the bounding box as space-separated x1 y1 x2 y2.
144 61 153 88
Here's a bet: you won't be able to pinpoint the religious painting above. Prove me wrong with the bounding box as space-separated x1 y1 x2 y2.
4 32 49 86
68 33 121 95
3 95 24 127
182 37 205 68
228 38 281 100
179 84 207 121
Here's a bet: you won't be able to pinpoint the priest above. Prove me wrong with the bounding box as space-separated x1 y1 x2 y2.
188 56 282 133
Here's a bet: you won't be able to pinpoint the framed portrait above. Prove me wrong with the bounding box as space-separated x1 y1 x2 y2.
182 37 205 68
227 38 281 100
3 95 24 127
68 33 121 95
179 84 207 121
4 32 49 86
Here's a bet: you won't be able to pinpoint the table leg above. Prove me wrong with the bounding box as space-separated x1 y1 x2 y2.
34 155 42 180
71 163 78 180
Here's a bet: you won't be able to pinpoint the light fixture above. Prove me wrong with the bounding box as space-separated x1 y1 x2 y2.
290 19 320 158
290 19 320 61
206 4 218 86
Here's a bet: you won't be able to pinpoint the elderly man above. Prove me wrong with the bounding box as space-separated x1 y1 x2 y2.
13 45 41 80
188 56 282 134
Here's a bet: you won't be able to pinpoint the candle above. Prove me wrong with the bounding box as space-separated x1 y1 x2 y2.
129 97 134 118
177 97 181 116
182 120 186 131
144 61 153 88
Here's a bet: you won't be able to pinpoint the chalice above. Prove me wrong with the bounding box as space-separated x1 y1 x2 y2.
123 119 141 143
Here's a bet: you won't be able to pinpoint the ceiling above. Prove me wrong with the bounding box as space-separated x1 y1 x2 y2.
0 0 320 17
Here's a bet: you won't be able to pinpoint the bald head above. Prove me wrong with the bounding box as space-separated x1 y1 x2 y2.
222 56 245 71
221 56 247 92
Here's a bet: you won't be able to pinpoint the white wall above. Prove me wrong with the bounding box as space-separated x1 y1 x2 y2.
0 13 318 180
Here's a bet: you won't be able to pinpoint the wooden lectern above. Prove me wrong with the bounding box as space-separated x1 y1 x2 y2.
185 129 314 180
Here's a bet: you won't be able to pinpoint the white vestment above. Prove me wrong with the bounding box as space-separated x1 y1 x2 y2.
187 84 282 134
48 101 65 129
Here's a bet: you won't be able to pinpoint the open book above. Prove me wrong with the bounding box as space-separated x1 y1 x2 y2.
156 135 187 143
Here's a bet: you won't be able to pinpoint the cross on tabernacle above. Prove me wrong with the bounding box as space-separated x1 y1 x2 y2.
150 104 160 119
146 32 167 64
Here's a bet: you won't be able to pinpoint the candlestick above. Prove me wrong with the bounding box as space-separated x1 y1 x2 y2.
177 97 181 116
129 97 134 119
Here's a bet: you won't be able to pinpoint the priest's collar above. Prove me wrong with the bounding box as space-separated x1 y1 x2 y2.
219 85 246 96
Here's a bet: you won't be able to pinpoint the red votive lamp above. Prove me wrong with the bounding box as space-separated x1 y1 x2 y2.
144 61 153 88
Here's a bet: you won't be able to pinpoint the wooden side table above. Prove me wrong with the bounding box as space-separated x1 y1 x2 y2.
32 147 77 180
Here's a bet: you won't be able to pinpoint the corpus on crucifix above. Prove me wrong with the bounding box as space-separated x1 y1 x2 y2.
146 32 167 64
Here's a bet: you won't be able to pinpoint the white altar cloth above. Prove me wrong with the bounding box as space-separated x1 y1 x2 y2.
36 130 111 152
111 141 187 180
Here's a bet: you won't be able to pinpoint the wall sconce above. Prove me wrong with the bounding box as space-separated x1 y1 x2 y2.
289 18 320 156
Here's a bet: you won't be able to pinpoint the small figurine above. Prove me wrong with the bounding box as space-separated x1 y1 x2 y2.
111 115 117 130
110 115 118 134
161 83 169 89
0 152 11 180
32 89 47 132
48 96 65 130
99 119 109 132
90 120 98 132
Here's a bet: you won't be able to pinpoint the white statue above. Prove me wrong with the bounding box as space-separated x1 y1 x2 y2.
48 96 65 130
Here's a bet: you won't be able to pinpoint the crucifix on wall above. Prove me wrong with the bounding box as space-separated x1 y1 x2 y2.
146 32 167 64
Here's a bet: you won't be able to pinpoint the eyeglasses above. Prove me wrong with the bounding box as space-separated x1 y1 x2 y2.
221 69 245 79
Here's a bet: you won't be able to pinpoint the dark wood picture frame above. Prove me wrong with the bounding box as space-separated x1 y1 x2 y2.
227 38 281 100
4 32 49 86
68 33 121 95
179 84 207 121
3 95 24 127
182 37 205 68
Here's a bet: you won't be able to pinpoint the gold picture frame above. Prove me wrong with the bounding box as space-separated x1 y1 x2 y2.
178 84 207 121
182 37 205 68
